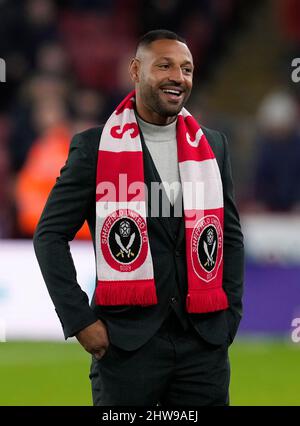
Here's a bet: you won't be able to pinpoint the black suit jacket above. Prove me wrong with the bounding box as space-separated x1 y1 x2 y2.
33 125 244 350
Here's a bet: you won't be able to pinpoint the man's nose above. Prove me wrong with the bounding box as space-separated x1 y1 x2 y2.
168 66 184 83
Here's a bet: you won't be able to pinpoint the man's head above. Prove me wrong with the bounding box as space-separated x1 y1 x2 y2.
129 29 194 125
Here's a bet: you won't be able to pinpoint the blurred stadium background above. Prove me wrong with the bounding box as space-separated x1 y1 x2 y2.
1 0 300 406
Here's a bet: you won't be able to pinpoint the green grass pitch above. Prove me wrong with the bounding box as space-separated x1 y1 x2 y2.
0 339 299 406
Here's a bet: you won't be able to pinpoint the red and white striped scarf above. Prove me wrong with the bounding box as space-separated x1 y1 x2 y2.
95 91 228 313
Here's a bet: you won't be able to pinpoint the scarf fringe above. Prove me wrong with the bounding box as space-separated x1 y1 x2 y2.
186 287 229 313
95 279 157 306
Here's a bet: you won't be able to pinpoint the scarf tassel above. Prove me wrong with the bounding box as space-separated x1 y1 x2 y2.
95 279 158 306
186 287 229 313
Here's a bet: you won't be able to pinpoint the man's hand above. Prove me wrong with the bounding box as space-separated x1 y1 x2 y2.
75 319 110 360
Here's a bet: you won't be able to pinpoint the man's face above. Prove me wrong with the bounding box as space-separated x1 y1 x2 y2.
130 39 194 124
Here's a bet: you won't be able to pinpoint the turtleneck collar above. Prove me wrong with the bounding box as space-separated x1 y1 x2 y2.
135 113 177 143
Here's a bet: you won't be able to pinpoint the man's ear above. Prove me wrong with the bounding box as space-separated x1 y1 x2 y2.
129 58 140 83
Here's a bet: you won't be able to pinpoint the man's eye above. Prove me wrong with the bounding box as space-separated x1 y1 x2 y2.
183 67 192 74
158 64 169 69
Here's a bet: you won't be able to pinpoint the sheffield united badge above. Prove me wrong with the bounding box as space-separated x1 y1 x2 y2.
100 209 148 272
191 215 223 282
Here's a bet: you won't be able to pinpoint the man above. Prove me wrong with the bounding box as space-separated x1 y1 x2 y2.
34 30 244 406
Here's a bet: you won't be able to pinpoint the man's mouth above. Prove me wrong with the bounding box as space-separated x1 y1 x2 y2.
160 87 184 102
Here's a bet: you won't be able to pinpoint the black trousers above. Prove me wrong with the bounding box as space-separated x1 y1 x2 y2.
89 311 230 406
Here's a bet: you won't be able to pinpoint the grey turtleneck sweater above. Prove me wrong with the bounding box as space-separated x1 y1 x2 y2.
136 116 181 206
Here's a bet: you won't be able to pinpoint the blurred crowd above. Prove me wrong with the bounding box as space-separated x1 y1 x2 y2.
0 0 300 239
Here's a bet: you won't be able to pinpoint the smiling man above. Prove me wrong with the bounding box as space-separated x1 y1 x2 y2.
34 30 244 406
133 37 193 124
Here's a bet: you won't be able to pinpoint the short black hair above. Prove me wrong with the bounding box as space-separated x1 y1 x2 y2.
136 29 186 53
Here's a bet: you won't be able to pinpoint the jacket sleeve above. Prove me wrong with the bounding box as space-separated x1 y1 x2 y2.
221 132 245 343
33 131 99 339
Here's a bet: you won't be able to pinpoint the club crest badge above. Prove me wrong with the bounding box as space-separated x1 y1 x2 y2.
100 209 148 272
191 215 223 282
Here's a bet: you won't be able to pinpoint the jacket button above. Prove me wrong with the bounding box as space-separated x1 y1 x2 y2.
171 297 177 304
175 250 182 257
